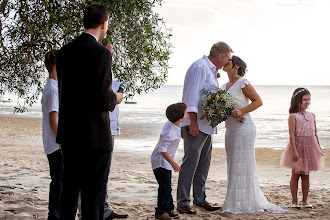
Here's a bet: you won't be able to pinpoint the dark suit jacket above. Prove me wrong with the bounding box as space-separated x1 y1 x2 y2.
56 33 117 152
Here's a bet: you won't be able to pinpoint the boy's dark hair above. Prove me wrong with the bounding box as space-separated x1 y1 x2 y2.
83 4 109 29
44 50 58 73
289 87 310 113
166 102 187 123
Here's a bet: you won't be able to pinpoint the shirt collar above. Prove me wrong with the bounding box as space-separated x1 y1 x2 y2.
47 78 58 87
202 55 218 77
168 121 181 132
84 32 98 41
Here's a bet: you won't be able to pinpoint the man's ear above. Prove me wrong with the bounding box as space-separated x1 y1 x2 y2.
218 53 223 61
101 21 107 30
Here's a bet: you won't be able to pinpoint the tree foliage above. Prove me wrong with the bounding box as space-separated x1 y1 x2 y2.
0 0 172 112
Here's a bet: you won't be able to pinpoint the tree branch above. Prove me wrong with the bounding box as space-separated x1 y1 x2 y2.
0 0 9 50
0 0 9 14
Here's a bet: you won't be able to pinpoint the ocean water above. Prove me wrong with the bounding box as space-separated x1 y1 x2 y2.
116 85 330 151
1 85 329 151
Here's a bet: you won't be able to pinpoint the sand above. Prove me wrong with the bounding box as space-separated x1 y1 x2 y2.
0 115 329 220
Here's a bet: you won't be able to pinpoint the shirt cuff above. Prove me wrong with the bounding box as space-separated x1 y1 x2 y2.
159 146 168 152
186 106 198 113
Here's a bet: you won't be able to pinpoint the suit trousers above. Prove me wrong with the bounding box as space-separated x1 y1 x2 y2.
77 152 114 219
177 125 212 207
77 137 115 219
59 147 111 220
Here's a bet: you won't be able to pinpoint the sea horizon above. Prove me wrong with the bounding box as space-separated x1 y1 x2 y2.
1 85 329 151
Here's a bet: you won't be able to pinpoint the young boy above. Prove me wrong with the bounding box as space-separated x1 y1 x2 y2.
151 102 187 220
41 50 63 220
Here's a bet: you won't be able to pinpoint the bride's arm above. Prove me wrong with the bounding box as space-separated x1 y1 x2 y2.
231 84 262 117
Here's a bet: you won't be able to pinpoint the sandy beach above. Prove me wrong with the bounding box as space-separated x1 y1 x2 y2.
0 115 329 220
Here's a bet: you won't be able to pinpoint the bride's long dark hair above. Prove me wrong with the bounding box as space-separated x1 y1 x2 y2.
232 56 247 76
289 87 310 113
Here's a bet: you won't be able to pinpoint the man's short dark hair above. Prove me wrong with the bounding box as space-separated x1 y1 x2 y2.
44 50 58 73
83 4 109 29
166 102 187 123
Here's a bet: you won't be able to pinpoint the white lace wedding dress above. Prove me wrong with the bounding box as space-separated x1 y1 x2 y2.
220 78 286 214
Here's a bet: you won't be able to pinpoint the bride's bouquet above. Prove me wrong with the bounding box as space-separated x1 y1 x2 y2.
200 86 245 128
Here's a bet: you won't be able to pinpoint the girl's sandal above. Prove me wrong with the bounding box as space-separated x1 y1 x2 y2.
302 204 313 208
288 204 300 209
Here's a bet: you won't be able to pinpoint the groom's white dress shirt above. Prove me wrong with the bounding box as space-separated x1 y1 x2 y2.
181 55 218 135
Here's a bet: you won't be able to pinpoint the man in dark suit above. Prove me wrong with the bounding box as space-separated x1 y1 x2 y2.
56 4 124 220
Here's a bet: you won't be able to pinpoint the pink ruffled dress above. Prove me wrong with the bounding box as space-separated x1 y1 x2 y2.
281 111 325 175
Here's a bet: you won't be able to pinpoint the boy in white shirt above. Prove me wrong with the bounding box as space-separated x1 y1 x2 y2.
151 102 187 220
41 50 63 220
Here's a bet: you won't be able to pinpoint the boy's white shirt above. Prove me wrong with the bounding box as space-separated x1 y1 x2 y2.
151 121 181 170
41 78 60 154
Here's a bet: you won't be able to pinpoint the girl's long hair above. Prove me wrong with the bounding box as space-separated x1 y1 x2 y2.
289 87 310 113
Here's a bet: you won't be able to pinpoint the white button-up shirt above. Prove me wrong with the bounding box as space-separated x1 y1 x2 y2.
181 55 218 135
110 81 120 135
151 121 181 170
41 78 60 154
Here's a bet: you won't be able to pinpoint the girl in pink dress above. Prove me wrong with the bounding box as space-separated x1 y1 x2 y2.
281 88 325 208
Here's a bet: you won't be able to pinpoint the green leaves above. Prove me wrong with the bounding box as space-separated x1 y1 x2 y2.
104 0 172 99
0 0 172 111
0 0 83 111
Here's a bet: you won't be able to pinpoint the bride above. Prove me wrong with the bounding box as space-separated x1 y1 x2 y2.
220 55 286 213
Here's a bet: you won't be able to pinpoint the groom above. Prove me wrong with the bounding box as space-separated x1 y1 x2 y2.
177 42 233 214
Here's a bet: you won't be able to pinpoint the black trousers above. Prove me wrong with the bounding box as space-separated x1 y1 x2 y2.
153 167 174 215
59 148 111 220
47 149 64 220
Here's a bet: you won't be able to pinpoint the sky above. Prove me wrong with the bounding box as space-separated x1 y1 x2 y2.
153 0 330 85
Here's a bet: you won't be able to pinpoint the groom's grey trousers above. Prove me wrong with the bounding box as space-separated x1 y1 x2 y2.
177 125 212 207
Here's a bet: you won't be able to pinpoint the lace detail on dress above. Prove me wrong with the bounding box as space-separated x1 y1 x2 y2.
221 78 253 129
295 112 315 136
240 78 251 89
221 78 286 214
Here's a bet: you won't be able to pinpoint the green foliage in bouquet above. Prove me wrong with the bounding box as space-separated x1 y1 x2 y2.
200 86 243 128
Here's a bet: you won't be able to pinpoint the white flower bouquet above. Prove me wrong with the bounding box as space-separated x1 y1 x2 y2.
200 86 245 128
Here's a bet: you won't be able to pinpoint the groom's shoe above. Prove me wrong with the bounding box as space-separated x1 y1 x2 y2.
198 203 221 211
177 206 197 214
105 211 129 219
